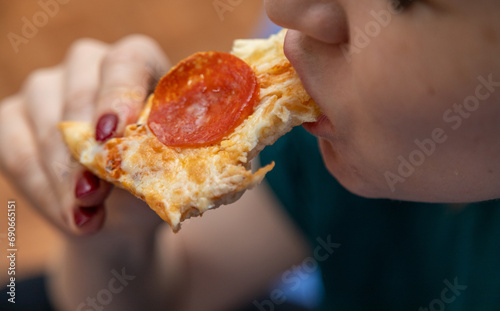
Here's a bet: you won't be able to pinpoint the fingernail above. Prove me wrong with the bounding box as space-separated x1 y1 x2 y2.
75 171 100 199
74 206 99 227
96 113 118 142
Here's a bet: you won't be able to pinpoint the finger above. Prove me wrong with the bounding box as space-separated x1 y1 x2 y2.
73 205 106 235
0 96 66 231
61 39 115 211
23 67 75 200
94 34 170 141
60 39 114 210
23 68 74 206
23 67 68 186
22 68 106 234
74 170 112 207
62 38 109 121
23 67 64 150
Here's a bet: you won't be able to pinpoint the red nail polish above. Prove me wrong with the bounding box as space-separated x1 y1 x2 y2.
75 171 100 199
96 113 118 142
74 206 99 227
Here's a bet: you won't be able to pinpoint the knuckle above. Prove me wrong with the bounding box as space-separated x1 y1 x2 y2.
22 68 64 125
121 34 162 51
102 34 165 70
101 45 144 69
66 38 108 62
23 67 57 92
123 34 170 72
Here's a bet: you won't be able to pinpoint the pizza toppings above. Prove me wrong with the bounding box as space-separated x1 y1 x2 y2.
148 51 259 147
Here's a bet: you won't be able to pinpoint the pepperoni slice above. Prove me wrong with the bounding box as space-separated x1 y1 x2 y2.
148 51 259 147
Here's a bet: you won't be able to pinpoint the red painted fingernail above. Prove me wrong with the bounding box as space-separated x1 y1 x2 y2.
96 113 118 142
75 171 100 199
74 206 99 227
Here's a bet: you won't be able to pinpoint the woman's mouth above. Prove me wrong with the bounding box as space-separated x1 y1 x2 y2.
303 114 335 139
284 31 336 139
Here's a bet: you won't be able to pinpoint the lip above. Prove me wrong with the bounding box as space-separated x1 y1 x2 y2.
283 30 320 102
284 30 335 139
302 114 335 138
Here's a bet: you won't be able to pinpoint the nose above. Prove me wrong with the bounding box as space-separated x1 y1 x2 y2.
264 0 348 45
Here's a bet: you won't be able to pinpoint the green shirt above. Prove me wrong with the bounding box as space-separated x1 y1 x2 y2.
260 127 500 311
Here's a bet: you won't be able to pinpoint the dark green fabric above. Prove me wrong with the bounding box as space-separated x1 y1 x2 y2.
259 127 500 311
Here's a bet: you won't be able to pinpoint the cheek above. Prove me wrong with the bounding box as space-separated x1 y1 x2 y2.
353 54 441 134
316 4 500 201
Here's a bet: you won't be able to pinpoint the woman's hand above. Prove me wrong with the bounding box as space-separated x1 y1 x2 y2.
0 35 170 235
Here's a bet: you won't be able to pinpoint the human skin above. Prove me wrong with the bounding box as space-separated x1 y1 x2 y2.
266 0 500 203
1 1 500 310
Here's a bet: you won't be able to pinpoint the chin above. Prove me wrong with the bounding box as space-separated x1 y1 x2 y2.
318 138 385 199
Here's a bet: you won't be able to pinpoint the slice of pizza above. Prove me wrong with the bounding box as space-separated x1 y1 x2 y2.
59 30 320 232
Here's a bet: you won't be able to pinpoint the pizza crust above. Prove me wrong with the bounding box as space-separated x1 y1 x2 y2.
59 30 320 232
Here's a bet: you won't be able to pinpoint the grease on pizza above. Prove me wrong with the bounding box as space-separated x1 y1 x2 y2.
59 30 320 232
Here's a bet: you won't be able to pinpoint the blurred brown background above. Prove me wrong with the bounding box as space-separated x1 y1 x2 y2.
0 0 264 286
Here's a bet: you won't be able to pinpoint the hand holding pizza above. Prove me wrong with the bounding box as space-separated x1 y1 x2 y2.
0 35 170 235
